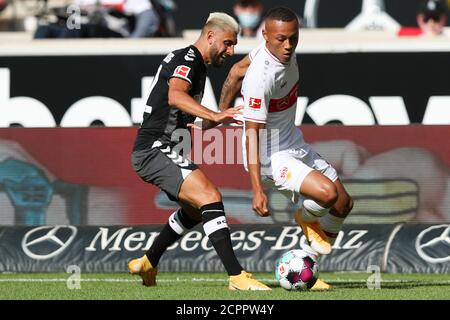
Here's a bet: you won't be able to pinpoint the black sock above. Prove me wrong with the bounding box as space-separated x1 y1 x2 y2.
146 208 199 267
201 202 243 276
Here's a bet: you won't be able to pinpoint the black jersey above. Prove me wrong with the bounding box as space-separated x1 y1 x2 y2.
133 45 207 151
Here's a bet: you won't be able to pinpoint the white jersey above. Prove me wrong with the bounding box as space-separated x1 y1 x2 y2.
242 42 306 175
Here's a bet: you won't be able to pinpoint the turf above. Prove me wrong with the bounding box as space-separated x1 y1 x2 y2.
0 272 449 300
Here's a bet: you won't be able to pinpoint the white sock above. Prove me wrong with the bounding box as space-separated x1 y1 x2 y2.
300 241 319 261
301 199 329 222
319 213 346 245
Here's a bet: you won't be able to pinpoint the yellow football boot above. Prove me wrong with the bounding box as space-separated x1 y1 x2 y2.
229 271 271 291
128 255 158 287
311 278 334 291
295 210 332 255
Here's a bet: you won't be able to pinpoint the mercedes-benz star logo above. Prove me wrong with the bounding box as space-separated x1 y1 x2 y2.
415 224 450 264
22 226 77 260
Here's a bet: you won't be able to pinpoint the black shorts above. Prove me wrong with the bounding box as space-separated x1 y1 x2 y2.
131 143 198 201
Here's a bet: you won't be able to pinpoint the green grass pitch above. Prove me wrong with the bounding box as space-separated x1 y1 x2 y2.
0 272 449 300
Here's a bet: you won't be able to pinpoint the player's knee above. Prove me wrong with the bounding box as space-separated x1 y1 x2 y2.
343 196 354 215
318 183 338 208
333 194 353 217
200 187 222 204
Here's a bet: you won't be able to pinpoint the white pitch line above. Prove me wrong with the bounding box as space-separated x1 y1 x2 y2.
331 279 450 284
0 278 449 284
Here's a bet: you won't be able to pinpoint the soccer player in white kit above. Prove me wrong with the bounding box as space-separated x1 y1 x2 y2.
220 7 354 290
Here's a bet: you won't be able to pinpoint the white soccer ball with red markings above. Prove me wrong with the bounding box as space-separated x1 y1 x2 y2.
275 249 319 290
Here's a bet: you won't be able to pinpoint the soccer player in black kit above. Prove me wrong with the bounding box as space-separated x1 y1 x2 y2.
128 12 270 290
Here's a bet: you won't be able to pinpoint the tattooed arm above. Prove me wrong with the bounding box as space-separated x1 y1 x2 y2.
219 55 251 111
198 55 251 130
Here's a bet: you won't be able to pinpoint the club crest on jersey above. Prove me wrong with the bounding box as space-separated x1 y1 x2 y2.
174 65 191 79
249 97 262 109
278 166 291 183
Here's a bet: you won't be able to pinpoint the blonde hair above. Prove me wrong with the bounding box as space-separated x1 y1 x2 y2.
203 12 240 34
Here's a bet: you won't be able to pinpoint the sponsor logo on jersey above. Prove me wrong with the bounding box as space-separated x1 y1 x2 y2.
249 97 262 109
268 82 299 113
184 48 196 61
174 65 191 79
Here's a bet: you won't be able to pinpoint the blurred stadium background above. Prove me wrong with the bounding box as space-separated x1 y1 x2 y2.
0 0 449 299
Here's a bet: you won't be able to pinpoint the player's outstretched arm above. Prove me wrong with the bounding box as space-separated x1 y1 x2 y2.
246 120 269 217
219 55 251 111
198 105 243 130
168 77 241 123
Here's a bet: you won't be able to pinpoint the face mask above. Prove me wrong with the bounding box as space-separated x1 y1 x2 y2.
237 12 260 29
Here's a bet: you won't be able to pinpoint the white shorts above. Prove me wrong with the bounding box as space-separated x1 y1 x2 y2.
262 144 338 204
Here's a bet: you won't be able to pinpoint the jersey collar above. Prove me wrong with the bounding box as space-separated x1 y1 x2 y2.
264 44 291 66
191 45 207 68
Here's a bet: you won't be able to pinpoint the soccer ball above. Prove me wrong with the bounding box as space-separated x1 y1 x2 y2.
275 249 319 290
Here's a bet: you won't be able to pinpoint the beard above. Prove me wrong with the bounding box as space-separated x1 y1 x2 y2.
210 46 225 68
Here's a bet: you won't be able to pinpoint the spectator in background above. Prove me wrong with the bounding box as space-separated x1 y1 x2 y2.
417 0 447 35
34 0 168 38
125 0 160 38
233 0 264 37
398 0 448 36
